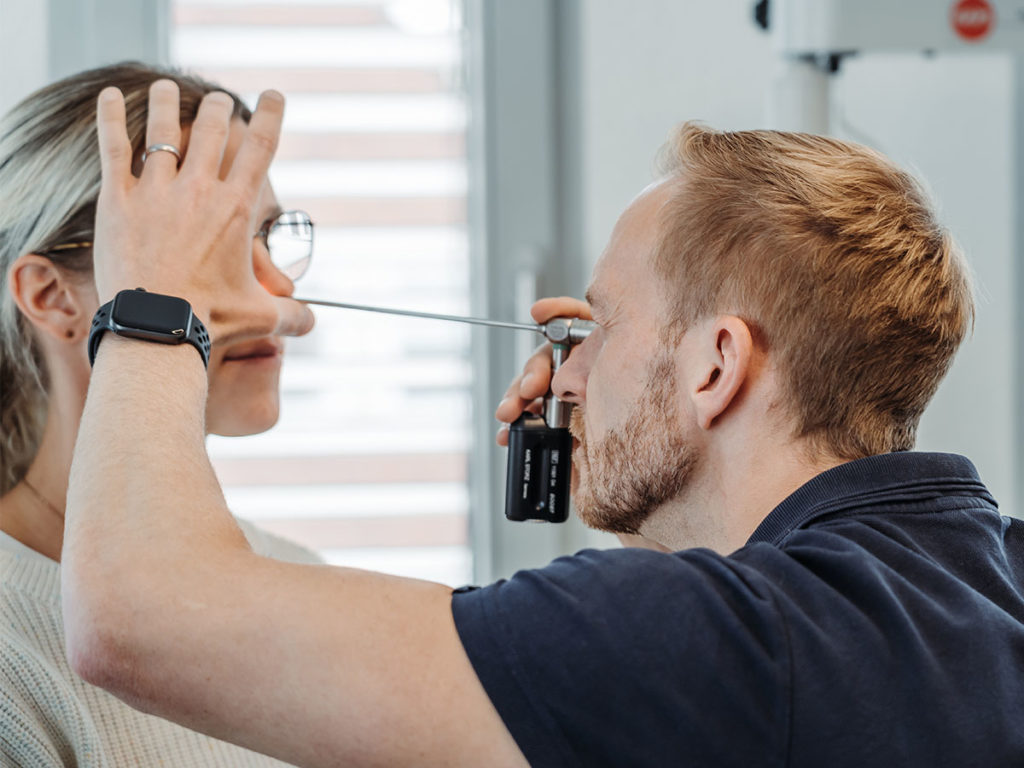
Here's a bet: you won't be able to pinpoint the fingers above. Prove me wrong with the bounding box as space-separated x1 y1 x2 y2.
494 379 525 424
252 231 297 298
256 260 297 298
494 393 544 446
495 389 544 425
92 83 293 348
494 341 554 429
96 87 132 193
530 296 592 324
517 343 555 399
180 91 235 179
495 391 544 423
142 80 183 179
494 314 573 444
497 425 510 447
228 90 284 192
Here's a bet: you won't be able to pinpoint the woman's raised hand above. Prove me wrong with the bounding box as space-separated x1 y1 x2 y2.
92 79 314 347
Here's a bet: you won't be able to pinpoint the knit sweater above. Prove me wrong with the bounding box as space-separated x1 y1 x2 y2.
1 519 321 767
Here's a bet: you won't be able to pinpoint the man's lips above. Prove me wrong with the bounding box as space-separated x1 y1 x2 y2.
222 339 283 362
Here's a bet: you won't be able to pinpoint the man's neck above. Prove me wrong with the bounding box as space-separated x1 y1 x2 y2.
638 438 846 555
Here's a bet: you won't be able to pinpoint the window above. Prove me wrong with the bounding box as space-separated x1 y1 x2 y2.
171 0 472 585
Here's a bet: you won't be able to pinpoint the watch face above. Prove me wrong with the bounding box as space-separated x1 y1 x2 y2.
111 290 193 336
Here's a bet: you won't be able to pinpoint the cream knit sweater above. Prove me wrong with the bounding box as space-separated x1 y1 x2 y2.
1 519 320 767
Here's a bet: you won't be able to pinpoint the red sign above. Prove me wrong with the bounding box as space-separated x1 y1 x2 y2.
951 0 995 41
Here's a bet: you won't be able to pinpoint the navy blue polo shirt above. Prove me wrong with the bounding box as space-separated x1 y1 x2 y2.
451 452 1024 767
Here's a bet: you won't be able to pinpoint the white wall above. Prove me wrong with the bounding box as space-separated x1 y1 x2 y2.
0 0 166 115
579 2 776 256
0 0 49 113
575 1 1017 516
839 53 1015 514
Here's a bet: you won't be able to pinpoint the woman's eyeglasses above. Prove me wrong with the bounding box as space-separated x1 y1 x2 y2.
255 210 314 281
42 209 315 282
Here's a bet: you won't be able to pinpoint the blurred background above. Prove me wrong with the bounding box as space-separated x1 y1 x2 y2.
1 0 1018 584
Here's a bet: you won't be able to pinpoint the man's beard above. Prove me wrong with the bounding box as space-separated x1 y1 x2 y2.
568 353 697 536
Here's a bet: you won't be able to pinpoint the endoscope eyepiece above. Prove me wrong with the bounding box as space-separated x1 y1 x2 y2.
540 318 595 346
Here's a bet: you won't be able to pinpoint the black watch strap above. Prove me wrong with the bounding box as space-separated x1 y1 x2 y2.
88 289 211 368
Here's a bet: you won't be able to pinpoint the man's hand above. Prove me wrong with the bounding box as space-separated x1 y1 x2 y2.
495 296 592 446
92 80 313 344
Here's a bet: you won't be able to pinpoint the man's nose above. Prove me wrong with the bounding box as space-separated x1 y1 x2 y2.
552 333 598 406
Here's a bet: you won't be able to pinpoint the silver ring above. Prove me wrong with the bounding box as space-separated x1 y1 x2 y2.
142 143 182 166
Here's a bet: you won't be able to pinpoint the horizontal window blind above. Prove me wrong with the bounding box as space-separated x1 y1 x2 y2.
171 0 472 586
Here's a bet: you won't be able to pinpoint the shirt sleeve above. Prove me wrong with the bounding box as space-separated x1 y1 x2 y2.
451 546 791 768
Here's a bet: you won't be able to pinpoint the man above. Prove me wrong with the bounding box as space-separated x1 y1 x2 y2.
62 81 1023 767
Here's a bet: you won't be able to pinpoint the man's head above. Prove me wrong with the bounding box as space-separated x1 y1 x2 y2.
554 123 973 544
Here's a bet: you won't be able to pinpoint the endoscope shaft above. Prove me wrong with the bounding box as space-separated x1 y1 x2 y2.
296 297 540 334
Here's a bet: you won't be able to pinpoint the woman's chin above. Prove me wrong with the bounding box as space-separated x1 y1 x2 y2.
206 360 284 436
206 395 281 437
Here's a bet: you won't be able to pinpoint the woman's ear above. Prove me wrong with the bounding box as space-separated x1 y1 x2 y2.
690 315 754 431
8 254 95 344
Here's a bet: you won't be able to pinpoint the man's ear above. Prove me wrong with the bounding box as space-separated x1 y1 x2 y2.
690 315 754 431
8 254 94 343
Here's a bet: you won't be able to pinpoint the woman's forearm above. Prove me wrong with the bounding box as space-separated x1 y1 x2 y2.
62 335 250 689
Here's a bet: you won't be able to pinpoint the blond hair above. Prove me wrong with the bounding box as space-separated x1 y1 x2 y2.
0 62 249 493
655 123 974 459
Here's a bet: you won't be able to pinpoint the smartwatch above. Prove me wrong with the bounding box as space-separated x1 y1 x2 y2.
88 288 210 368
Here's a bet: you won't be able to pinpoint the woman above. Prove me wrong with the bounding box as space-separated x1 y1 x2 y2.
0 62 316 767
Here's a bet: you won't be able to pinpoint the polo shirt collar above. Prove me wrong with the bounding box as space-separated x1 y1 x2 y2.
746 452 995 546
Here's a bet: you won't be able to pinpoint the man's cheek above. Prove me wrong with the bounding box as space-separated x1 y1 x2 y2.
567 415 586 495
583 370 619 442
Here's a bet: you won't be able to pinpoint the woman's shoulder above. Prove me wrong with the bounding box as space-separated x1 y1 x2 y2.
1 529 304 767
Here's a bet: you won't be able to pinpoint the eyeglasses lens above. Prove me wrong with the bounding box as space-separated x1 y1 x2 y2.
267 211 313 281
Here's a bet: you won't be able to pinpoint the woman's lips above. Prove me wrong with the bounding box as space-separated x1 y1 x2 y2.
222 340 283 363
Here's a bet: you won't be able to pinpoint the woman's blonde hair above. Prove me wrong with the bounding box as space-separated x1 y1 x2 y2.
655 123 974 460
0 62 250 493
